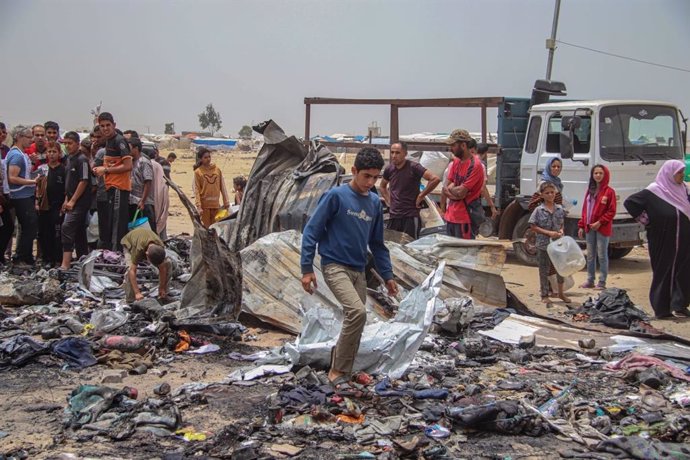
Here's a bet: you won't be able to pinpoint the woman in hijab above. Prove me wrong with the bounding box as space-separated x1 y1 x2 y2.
528 157 564 211
624 160 690 318
578 165 616 290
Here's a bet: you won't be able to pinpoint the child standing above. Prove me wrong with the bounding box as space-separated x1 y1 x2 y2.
193 148 229 227
529 181 570 303
233 176 247 205
578 165 616 290
35 141 66 266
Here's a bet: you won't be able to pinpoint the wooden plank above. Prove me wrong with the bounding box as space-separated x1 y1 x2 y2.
304 103 311 141
390 105 399 143
304 97 504 108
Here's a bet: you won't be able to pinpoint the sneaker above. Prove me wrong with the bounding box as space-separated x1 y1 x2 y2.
579 281 595 289
594 282 606 290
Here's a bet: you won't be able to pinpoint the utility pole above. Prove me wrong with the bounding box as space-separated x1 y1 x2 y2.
545 0 562 80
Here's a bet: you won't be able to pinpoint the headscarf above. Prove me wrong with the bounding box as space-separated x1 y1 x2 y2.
541 157 563 192
647 159 690 220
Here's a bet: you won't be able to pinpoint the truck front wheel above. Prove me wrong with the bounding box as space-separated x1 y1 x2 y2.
609 247 633 259
512 214 538 266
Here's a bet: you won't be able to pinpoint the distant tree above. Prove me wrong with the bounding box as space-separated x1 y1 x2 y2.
238 125 253 139
164 122 175 135
198 103 222 135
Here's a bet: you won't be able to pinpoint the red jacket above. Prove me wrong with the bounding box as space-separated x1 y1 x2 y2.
578 165 616 237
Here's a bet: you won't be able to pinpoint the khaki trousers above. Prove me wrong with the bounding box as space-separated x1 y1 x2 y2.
323 263 367 375
124 249 172 303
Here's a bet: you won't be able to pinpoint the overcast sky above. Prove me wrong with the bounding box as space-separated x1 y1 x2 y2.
1 0 688 138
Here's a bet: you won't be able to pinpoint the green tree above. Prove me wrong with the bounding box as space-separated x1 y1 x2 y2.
164 122 175 135
238 125 253 139
198 103 222 135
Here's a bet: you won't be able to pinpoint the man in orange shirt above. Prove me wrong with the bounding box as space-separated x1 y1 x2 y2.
92 112 132 251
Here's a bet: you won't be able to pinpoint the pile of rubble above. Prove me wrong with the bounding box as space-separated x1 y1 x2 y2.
1 121 690 459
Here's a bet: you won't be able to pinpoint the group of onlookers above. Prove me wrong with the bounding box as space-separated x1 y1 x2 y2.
0 115 177 269
380 128 690 318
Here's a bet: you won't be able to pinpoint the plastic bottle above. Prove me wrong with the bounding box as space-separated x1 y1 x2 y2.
562 195 578 212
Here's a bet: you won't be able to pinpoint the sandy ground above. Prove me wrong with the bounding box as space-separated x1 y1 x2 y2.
164 149 687 339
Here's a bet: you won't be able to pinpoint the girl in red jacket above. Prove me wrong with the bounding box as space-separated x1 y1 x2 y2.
578 165 616 289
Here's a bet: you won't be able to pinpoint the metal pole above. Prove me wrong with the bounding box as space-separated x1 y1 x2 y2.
545 0 561 80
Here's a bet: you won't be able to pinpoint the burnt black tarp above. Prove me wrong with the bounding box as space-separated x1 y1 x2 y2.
230 120 343 252
166 178 242 320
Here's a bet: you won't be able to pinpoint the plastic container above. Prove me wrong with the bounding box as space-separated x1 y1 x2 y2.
128 209 149 230
547 236 586 277
562 195 578 212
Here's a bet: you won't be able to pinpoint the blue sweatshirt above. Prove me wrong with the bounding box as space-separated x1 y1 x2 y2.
301 184 394 280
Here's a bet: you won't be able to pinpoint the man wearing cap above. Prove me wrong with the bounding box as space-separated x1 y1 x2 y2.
380 141 440 239
442 129 485 239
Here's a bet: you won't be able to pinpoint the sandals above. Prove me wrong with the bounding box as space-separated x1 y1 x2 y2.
580 282 595 289
672 309 690 318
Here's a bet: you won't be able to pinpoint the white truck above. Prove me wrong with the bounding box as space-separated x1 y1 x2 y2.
497 80 687 265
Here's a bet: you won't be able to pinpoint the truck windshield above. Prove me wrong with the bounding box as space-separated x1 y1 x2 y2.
599 105 683 161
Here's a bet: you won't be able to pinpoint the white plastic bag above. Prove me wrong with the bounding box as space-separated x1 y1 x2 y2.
87 212 99 244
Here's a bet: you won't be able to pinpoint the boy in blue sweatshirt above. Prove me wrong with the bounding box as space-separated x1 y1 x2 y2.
301 147 398 387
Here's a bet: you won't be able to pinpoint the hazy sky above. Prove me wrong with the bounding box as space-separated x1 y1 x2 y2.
1 0 688 138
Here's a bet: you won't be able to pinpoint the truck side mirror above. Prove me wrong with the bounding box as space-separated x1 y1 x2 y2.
559 132 574 159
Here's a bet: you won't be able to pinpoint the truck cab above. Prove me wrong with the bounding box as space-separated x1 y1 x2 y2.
498 96 686 265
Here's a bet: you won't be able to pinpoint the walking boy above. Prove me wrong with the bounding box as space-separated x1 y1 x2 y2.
301 147 398 387
528 181 570 304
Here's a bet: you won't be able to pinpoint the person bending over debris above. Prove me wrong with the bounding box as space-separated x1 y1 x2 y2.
121 226 170 302
300 147 398 389
379 141 440 239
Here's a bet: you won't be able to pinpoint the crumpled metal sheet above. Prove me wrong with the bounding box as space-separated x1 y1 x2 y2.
229 120 343 252
240 230 506 333
240 230 389 334
387 241 507 307
405 234 507 274
479 313 690 361
166 178 242 321
283 263 445 379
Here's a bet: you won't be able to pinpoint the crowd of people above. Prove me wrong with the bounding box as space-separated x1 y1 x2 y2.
0 114 247 302
0 115 174 270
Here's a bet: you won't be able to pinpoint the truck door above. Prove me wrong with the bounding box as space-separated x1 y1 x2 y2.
518 114 544 197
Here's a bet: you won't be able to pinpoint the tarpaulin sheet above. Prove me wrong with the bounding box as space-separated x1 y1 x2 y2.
229 120 343 252
283 263 445 378
166 178 242 320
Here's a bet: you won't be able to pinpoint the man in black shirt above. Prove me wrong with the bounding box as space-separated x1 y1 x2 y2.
60 131 92 269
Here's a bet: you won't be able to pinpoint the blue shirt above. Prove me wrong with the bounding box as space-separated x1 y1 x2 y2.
6 147 35 199
301 184 393 280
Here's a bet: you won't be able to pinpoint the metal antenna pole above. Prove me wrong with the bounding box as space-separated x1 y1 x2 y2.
545 0 562 80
